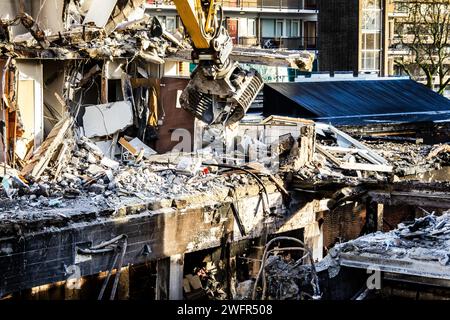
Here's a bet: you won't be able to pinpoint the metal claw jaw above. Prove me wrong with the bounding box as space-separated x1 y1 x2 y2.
180 63 264 127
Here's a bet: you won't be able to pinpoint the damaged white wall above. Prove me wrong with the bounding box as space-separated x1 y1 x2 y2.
83 0 118 28
82 101 133 138
16 60 44 158
31 0 65 35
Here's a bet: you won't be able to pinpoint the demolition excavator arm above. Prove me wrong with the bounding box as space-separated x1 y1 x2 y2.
172 0 263 126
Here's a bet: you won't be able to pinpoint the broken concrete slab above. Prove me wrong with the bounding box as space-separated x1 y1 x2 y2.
82 101 133 138
170 47 315 71
83 0 118 28
128 138 157 159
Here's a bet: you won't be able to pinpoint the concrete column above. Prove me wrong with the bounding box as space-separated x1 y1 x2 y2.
377 203 384 232
169 254 184 300
156 256 184 300
156 258 170 300
304 222 323 262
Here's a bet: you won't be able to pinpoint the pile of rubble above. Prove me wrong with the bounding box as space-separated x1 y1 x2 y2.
0 131 242 211
184 264 228 300
366 141 450 177
285 123 393 190
263 254 319 300
0 1 187 62
284 122 450 190
333 211 450 266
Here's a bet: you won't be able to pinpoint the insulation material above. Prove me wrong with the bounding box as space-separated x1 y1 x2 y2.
82 101 133 138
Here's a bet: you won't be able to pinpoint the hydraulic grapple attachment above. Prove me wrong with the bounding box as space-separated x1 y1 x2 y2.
180 63 264 126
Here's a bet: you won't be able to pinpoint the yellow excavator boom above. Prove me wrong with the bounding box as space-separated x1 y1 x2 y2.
171 0 264 126
172 0 210 49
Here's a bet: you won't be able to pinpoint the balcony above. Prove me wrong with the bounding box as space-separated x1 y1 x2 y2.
145 0 318 12
261 36 317 50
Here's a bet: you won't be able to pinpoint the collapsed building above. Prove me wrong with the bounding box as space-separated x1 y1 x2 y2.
1 0 450 301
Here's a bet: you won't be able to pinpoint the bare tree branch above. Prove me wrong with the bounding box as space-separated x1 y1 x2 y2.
394 0 450 94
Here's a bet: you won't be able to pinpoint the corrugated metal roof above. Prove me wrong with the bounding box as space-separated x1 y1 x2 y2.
263 79 450 125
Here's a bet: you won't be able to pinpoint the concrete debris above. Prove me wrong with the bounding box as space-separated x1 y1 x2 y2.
333 211 450 267
235 280 255 300
184 265 228 300
367 141 450 177
1 10 185 63
263 254 319 300
128 138 157 159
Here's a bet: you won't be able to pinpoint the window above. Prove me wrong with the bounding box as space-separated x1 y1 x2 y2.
291 20 300 37
362 0 382 32
361 0 383 72
362 10 381 31
166 16 176 33
239 18 248 37
364 0 381 9
286 20 292 37
238 18 256 37
247 18 256 37
362 33 380 50
276 20 284 37
261 19 275 38
362 51 380 70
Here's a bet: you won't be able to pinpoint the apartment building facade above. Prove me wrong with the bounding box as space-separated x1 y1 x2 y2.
145 1 318 51
318 0 390 76
386 0 450 97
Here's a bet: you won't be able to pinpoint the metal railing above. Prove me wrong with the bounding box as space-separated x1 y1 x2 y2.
146 0 318 11
261 36 317 50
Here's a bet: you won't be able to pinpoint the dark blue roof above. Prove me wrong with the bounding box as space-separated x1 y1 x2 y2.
263 79 450 125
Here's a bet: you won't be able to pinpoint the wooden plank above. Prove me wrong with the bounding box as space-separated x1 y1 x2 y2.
20 116 72 179
369 191 450 209
119 137 137 155
316 144 342 167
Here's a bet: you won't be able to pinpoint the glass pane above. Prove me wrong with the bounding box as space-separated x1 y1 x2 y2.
362 33 380 50
166 17 176 33
362 10 381 31
276 21 283 37
239 18 248 36
374 51 380 70
248 19 256 36
286 20 291 37
292 21 299 37
361 51 381 71
262 19 275 37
